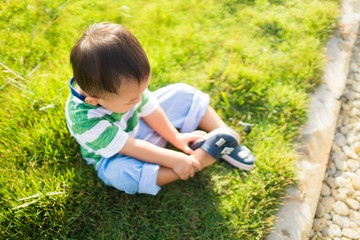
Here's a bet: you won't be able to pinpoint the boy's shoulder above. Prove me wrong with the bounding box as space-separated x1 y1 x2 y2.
66 95 125 124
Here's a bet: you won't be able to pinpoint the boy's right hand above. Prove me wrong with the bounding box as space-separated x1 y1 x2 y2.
172 153 202 180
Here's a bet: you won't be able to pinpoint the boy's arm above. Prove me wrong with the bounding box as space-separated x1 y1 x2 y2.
120 136 201 180
141 107 205 154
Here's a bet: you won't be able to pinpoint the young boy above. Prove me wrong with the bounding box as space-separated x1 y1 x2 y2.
65 22 256 195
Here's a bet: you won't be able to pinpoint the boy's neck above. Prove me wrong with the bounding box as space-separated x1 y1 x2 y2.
74 85 90 97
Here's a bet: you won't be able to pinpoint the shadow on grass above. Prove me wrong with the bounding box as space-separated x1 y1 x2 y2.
61 160 233 239
1 153 231 239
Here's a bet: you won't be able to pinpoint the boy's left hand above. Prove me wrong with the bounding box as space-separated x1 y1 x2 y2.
173 131 207 155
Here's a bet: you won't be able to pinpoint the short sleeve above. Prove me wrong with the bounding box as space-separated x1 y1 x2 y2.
71 118 129 158
137 88 159 117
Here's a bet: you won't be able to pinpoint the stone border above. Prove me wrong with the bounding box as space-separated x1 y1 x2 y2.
268 1 360 239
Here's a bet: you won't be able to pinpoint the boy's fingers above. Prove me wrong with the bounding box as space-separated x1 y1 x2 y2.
183 146 194 155
185 131 206 141
190 169 195 178
193 130 207 136
178 173 185 180
192 159 202 171
192 133 206 140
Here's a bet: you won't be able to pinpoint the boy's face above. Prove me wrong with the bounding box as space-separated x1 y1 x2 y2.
95 76 150 113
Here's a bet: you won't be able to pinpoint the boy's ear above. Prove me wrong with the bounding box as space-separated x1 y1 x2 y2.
85 96 100 106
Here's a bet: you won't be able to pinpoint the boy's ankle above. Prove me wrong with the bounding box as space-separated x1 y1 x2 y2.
192 148 216 169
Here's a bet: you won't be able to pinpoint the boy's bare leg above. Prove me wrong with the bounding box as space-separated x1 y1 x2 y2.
198 106 227 132
156 149 216 186
156 167 179 186
157 106 232 186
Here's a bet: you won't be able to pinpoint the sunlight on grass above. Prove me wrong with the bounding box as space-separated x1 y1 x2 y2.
0 0 339 238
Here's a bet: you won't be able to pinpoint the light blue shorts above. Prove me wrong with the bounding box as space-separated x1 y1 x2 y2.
96 83 210 195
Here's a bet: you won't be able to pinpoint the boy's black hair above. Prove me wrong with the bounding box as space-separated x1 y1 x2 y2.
70 22 150 97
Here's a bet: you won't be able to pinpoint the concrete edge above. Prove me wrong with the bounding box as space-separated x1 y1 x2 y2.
268 1 360 239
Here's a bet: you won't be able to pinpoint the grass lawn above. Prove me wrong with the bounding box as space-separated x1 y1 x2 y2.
0 0 339 239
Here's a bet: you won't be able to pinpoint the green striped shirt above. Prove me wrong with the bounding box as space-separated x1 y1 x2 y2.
65 81 158 168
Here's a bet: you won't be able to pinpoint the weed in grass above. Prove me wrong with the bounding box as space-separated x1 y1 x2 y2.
0 0 339 239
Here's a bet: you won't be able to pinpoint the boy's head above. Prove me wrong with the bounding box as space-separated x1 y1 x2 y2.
70 22 150 98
